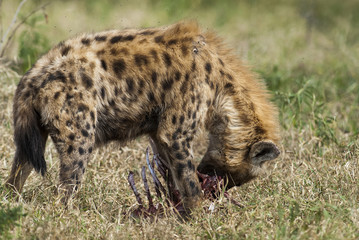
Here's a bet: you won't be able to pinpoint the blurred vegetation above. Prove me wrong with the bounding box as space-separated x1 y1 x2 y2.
0 202 25 240
17 13 50 73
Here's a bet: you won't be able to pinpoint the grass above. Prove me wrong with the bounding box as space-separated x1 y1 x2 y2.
0 0 358 239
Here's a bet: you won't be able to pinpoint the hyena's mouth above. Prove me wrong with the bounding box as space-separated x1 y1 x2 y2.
196 164 235 190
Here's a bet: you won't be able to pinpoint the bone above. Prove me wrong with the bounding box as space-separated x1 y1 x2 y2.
141 166 153 207
145 147 167 199
128 171 144 206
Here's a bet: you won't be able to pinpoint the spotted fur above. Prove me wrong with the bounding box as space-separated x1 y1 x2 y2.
6 21 280 210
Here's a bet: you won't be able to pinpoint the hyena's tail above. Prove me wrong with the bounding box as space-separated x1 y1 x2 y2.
12 87 47 176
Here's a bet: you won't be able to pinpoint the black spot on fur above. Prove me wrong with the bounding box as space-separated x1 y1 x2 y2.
177 163 186 179
150 49 158 60
168 39 178 45
61 45 71 56
68 134 75 141
81 129 89 137
110 35 122 44
66 93 74 101
97 49 105 56
151 71 157 85
192 112 196 119
114 87 120 96
187 109 192 119
172 115 177 125
88 147 93 153
90 111 95 121
184 150 190 157
174 71 181 81
184 73 189 82
134 54 149 67
81 38 90 45
78 104 89 112
154 35 164 43
79 147 85 155
175 127 182 134
226 73 234 80
191 61 196 71
61 163 70 172
172 141 180 151
101 87 106 99
162 53 172 67
139 79 145 88
240 114 251 125
189 180 196 189
78 161 84 168
180 81 188 95
66 120 72 127
181 44 189 56
255 125 266 135
101 60 107 71
205 62 212 74
113 59 126 78
54 92 60 99
176 152 184 160
95 35 107 42
179 115 185 124
41 70 66 88
224 82 233 89
147 92 155 102
187 160 195 171
123 35 135 41
126 77 135 92
110 48 118 55
172 132 178 140
68 72 76 84
81 72 93 89
67 145 73 154
191 121 196 129
224 82 235 94
109 99 116 106
162 78 174 90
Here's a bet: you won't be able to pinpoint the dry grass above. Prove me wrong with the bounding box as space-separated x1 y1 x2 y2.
1 0 359 239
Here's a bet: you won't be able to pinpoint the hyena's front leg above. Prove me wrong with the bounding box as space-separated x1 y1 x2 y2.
156 118 202 211
50 104 96 204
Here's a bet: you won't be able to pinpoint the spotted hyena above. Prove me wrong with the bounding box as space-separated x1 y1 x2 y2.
6 21 280 210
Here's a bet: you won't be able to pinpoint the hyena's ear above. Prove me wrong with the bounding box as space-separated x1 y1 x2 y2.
249 141 280 166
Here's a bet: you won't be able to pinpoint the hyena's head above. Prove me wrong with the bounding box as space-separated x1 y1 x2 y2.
198 76 281 189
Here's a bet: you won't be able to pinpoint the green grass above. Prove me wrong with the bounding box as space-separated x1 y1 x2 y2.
0 0 358 239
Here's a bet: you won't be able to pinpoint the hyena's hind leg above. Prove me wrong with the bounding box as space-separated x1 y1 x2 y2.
50 104 96 204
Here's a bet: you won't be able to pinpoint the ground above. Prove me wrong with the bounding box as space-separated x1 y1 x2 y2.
0 0 358 239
